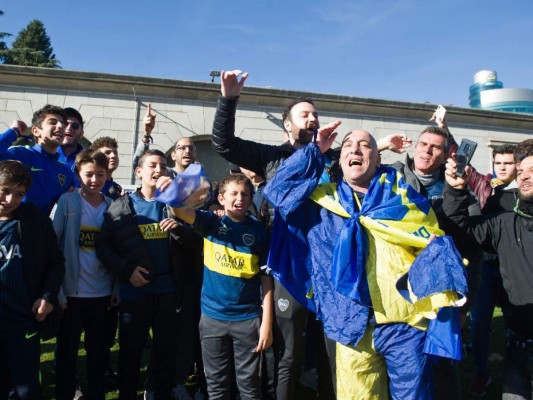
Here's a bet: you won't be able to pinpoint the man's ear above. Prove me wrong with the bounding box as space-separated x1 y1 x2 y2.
135 166 142 179
217 192 224 205
31 125 41 139
283 119 292 134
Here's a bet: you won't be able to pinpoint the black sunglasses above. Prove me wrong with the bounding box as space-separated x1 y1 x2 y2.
66 122 81 129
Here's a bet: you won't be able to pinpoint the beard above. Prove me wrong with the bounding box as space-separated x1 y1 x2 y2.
519 190 533 204
291 126 318 146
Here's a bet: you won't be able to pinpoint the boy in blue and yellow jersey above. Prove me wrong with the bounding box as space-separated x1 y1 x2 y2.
0 104 74 215
96 150 180 399
166 173 274 400
0 160 65 400
51 150 114 400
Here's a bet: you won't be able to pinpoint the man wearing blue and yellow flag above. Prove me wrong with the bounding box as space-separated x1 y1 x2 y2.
264 129 467 399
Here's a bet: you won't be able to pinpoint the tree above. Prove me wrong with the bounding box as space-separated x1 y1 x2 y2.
0 10 12 59
1 19 60 68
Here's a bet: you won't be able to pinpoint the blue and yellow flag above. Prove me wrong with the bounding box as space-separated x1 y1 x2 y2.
310 167 443 306
265 144 467 351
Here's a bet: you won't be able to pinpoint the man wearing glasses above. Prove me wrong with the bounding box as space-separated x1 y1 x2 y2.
57 108 85 186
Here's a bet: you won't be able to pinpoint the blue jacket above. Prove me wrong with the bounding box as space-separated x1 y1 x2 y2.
0 128 74 215
57 143 84 187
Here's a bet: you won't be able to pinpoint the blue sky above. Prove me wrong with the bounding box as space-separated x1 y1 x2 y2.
2 0 532 108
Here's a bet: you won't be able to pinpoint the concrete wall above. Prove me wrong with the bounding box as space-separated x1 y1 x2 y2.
1 64 532 188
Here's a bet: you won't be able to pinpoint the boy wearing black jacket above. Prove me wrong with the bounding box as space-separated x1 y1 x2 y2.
0 160 65 400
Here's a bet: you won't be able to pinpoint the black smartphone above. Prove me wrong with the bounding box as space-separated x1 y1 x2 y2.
455 139 477 177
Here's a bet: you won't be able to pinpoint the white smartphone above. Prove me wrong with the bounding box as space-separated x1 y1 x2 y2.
435 105 446 121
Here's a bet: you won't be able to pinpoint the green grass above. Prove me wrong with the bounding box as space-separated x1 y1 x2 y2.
39 308 506 399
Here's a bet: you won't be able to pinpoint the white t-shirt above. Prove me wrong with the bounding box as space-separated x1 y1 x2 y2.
76 197 112 298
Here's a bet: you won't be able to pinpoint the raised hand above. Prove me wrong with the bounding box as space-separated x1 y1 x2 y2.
315 120 342 153
377 134 413 153
143 103 156 135
10 120 30 137
221 70 249 98
429 111 448 130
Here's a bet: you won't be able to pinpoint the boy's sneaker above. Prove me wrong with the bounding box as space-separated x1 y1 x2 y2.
172 384 192 400
469 373 492 397
74 385 86 400
144 390 155 400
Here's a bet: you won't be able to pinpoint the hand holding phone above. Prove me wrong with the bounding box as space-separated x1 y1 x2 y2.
455 139 477 177
435 105 446 121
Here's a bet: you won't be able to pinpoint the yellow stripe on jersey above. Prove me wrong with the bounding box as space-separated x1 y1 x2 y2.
203 238 260 279
138 223 168 240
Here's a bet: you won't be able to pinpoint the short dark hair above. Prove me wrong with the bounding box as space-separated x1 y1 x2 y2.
492 144 516 159
31 104 67 128
75 149 109 174
514 139 533 163
0 160 32 190
419 126 450 153
90 137 118 152
63 107 84 128
218 173 254 198
137 149 166 168
281 97 315 133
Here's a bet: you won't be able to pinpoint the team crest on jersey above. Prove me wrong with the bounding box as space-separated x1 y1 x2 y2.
121 312 132 324
58 173 67 186
242 233 255 246
218 225 229 235
278 298 289 312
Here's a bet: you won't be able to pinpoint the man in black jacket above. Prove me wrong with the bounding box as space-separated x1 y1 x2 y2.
444 138 533 400
212 70 341 400
0 160 65 400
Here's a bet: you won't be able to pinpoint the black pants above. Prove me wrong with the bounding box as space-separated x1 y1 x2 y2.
118 292 180 400
146 284 203 390
273 280 336 400
273 279 308 400
55 296 110 400
0 323 41 400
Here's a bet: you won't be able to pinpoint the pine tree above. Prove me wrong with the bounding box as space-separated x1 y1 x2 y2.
0 11 12 58
1 19 60 68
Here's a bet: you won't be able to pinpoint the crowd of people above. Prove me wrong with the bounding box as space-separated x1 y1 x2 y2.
0 69 532 400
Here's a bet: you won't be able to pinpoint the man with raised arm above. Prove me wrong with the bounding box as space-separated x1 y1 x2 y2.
212 69 341 399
